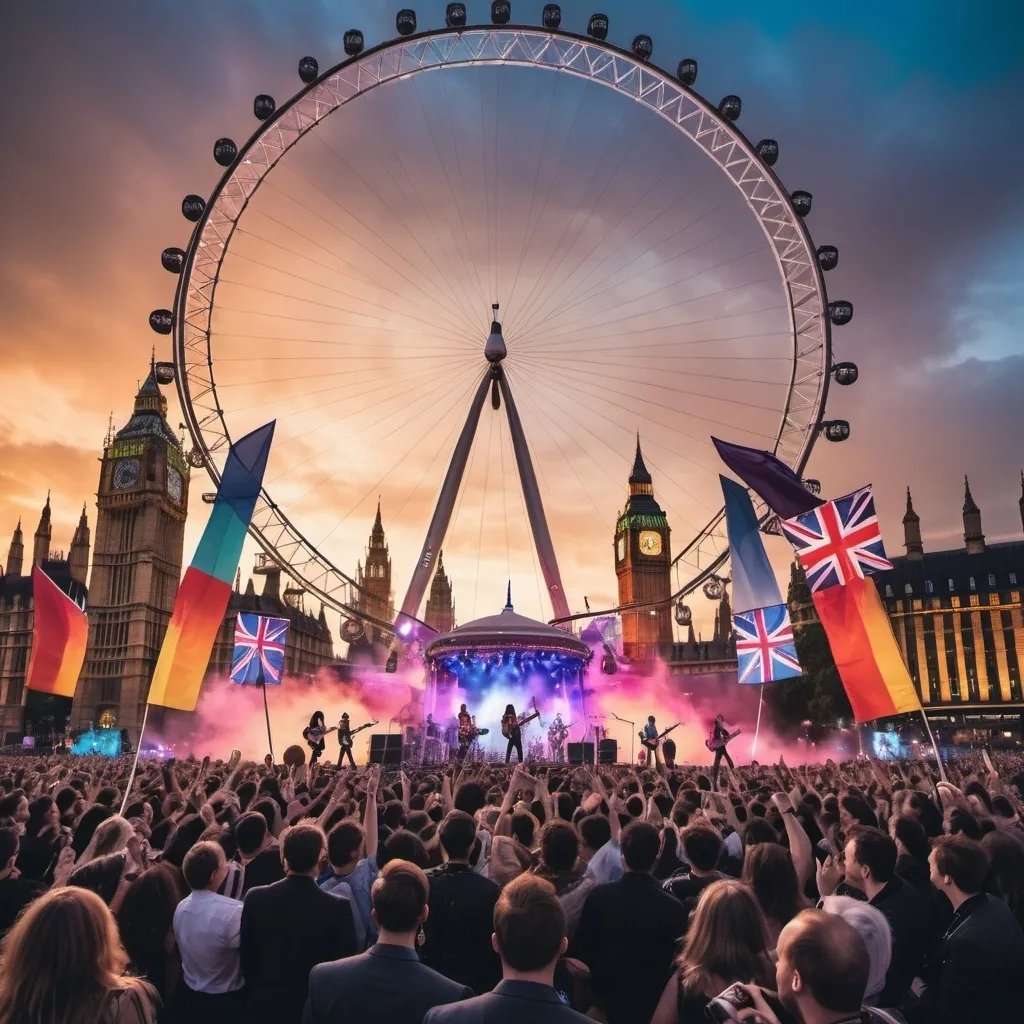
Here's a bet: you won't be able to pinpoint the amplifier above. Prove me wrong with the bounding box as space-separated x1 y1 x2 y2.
598 739 618 765
368 734 402 765
567 742 595 765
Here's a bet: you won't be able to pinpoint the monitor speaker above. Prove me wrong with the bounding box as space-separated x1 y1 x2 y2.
368 734 402 765
567 742 595 765
598 739 617 764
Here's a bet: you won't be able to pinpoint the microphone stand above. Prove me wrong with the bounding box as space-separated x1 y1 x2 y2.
611 712 635 765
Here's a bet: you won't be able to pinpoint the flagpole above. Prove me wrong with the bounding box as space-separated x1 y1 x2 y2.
751 683 765 760
919 709 948 784
262 681 275 764
119 703 149 815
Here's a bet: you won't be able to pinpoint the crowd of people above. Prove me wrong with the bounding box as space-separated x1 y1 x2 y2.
0 747 1021 1023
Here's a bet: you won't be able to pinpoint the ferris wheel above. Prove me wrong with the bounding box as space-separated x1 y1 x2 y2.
150 4 856 635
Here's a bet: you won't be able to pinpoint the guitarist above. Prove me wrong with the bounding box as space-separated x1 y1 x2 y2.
337 712 376 767
302 711 335 766
641 715 662 767
710 713 735 785
501 703 525 765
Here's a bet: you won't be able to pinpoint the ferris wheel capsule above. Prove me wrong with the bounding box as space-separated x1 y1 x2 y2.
588 14 609 40
181 194 205 222
542 4 561 28
161 247 186 274
343 30 364 56
187 448 206 469
829 300 853 326
632 35 653 61
676 58 698 85
703 577 725 601
791 190 813 217
718 95 742 121
154 362 176 385
674 601 692 626
491 1 511 24
755 139 779 166
832 361 859 386
822 420 851 442
396 9 417 35
149 309 173 335
340 618 366 644
803 478 822 495
446 3 467 27
253 94 276 120
298 56 319 83
816 245 839 271
213 138 237 167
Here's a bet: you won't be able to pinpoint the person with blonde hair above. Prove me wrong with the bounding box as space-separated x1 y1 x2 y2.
651 879 774 1024
0 886 158 1024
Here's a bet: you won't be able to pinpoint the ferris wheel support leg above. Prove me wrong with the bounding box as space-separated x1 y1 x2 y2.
397 368 493 624
496 370 572 622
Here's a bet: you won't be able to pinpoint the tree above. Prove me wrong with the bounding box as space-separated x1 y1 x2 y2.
765 562 852 727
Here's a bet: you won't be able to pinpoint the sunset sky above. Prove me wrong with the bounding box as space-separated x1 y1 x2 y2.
3 1 1023 639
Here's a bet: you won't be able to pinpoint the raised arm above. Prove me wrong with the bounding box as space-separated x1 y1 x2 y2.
772 791 813 891
364 766 381 860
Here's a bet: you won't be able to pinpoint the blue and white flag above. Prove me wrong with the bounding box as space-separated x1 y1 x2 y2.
721 475 784 613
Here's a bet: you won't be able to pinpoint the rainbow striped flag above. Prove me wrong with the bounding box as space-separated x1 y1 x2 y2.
148 422 275 711
25 566 88 698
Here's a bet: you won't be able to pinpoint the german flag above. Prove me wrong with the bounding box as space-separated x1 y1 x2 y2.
25 566 88 698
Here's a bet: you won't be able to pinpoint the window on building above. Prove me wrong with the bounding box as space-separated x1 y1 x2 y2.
988 574 996 587
904 583 913 596
925 580 934 594
1010 573 1018 586
948 579 955 592
969 577 976 591
885 585 893 597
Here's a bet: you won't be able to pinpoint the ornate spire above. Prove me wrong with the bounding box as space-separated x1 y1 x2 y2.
32 494 53 567
103 411 115 448
902 487 919 524
963 475 979 515
963 475 985 554
69 504 91 585
5 518 24 578
903 487 924 561
629 432 652 486
504 580 513 612
369 497 386 548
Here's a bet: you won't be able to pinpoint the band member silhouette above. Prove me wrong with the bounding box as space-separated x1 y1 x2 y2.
337 712 357 768
641 715 661 767
711 713 735 784
302 711 331 766
455 703 473 764
547 713 569 763
502 704 524 764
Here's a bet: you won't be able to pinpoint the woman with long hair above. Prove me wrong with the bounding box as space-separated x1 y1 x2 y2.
302 711 334 766
742 842 809 948
16 795 64 883
982 830 1024 932
651 879 774 1024
890 814 932 894
117 864 184 1006
0 886 159 1024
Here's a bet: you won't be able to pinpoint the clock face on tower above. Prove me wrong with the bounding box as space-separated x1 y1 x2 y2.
112 458 140 490
616 535 625 562
167 466 183 504
638 531 662 556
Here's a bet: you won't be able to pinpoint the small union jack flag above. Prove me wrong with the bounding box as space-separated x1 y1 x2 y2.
231 614 288 685
734 604 802 684
781 485 892 593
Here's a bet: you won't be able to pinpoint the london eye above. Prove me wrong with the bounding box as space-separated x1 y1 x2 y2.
152 5 855 641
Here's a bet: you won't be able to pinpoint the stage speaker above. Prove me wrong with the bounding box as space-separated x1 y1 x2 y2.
568 742 595 765
598 739 617 765
368 734 402 765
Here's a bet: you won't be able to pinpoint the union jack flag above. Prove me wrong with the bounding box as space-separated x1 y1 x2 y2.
231 614 288 685
781 485 892 592
734 604 802 684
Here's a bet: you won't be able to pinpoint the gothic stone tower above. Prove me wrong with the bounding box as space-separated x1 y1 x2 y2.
615 436 673 661
72 366 189 738
424 550 455 634
356 501 393 642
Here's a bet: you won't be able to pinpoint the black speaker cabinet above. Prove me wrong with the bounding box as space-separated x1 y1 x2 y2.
598 739 618 764
568 742 595 765
368 734 402 765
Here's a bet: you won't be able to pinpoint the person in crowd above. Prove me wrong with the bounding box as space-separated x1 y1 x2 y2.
742 842 807 948
15 796 63 884
422 809 502 995
532 819 586 896
909 834 1024 1023
0 828 33 937
0 886 160 1024
173 840 244 1020
304 859 471 1024
889 815 932 894
423 874 590 1024
980 829 1024 931
652 879 774 1024
663 822 727 916
234 810 284 895
241 821 357 1024
569 820 688 1024
818 896 892 1007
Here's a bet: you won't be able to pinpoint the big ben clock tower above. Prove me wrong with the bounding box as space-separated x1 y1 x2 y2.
615 436 673 661
72 364 189 739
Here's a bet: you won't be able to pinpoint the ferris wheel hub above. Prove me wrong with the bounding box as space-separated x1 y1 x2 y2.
484 302 506 363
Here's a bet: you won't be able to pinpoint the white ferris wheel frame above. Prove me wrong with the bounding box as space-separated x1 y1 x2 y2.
172 25 833 629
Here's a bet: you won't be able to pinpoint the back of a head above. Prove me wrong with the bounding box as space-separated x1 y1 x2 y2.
281 822 325 875
371 859 429 933
848 825 897 883
71 804 114 858
327 820 364 868
540 819 579 873
234 811 269 858
494 874 565 972
0 887 127 1015
454 781 487 817
251 797 279 831
780 909 870 1015
743 842 799 925
439 810 477 860
932 834 988 895
893 815 929 861
742 817 777 849
510 811 536 849
0 828 18 867
380 828 428 868
681 823 724 873
819 895 891 1001
182 840 226 892
621 820 661 873
947 808 983 841
161 813 207 868
118 864 183 968
577 813 611 855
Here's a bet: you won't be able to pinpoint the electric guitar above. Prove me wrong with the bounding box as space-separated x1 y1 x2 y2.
303 725 337 746
706 729 741 752
638 722 681 751
502 702 541 739
338 721 377 749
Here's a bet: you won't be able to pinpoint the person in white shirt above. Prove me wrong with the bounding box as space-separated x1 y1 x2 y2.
173 840 244 1019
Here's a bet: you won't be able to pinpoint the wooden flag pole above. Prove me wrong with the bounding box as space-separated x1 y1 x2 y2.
119 703 150 815
919 709 948 784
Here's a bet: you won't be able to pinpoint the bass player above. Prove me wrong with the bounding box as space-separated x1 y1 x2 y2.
709 713 736 785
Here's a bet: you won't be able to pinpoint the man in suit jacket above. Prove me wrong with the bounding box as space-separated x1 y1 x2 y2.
424 874 590 1024
304 859 469 1024
568 821 687 1024
242 822 357 1024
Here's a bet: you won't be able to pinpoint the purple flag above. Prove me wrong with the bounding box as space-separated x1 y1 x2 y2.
712 438 823 519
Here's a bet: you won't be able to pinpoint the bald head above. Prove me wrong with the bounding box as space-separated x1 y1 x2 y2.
777 909 869 1016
